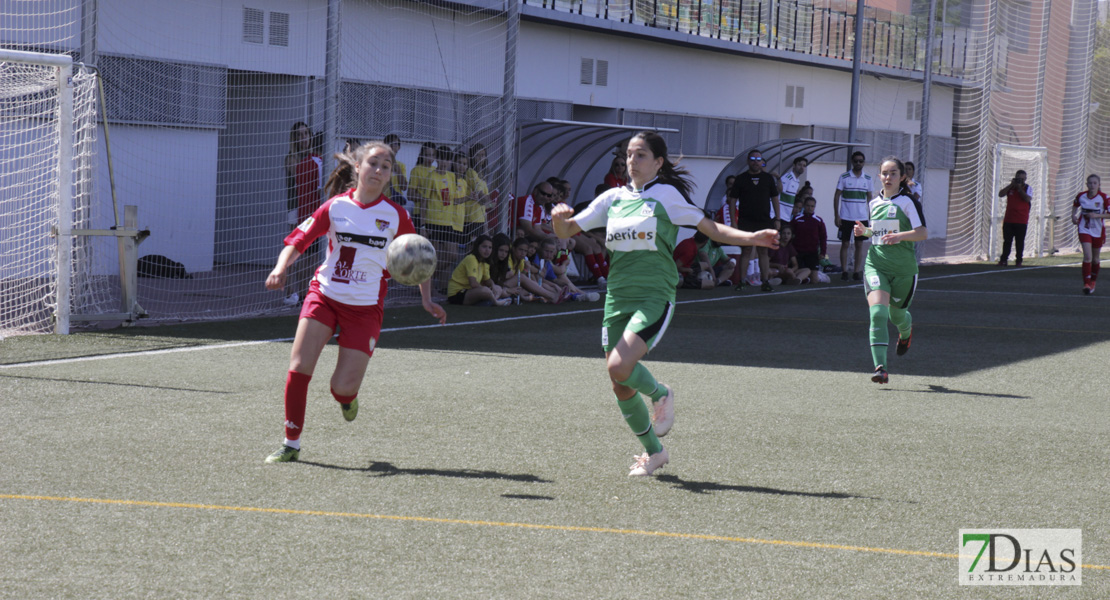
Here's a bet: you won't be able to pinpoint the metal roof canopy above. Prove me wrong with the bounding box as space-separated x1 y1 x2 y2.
518 119 678 208
703 139 871 214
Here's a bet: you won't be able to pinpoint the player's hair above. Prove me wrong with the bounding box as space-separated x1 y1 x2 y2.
630 131 695 203
469 234 494 264
383 133 401 145
904 160 915 171
1015 169 1027 177
1088 173 1100 183
325 141 394 198
468 142 487 172
416 141 437 166
792 156 808 166
851 150 866 161
489 233 513 283
879 155 913 199
511 236 530 249
799 182 814 201
288 121 310 151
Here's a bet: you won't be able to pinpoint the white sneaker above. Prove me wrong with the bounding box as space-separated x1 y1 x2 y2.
282 292 300 306
651 383 674 437
768 277 783 286
585 291 600 301
596 276 607 291
628 447 669 476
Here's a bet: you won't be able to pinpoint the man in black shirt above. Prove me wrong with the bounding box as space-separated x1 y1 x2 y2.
728 150 781 291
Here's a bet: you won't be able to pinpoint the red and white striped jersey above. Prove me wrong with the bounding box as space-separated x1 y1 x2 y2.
285 189 415 306
1074 191 1107 239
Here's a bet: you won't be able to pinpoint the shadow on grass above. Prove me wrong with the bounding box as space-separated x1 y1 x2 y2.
882 384 1029 399
0 373 233 394
298 459 553 484
655 474 894 502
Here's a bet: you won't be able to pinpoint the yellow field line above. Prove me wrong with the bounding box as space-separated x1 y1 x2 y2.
3 493 1106 571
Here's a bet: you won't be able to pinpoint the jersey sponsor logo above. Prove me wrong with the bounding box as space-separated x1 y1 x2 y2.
872 219 901 244
869 275 881 288
606 216 658 251
887 205 898 219
336 231 388 249
296 217 315 233
640 201 656 217
375 218 390 231
332 246 368 284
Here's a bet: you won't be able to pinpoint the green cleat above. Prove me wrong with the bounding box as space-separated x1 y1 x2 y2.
340 397 359 422
265 445 300 463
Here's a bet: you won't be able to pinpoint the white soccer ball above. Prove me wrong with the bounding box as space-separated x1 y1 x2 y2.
386 233 436 286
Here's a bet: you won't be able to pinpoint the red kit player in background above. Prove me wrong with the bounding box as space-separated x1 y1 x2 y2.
264 141 447 463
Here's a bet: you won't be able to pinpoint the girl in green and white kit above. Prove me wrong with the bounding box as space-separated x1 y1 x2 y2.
852 156 928 384
551 132 779 476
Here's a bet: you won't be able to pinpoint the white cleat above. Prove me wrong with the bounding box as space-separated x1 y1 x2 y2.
628 447 669 476
651 383 674 437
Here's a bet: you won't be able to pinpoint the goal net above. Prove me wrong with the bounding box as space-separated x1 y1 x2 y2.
0 51 108 336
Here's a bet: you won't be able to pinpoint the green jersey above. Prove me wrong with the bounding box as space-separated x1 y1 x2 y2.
576 179 706 300
865 192 926 276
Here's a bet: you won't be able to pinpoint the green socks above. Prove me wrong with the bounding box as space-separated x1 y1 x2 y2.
889 305 912 339
619 363 667 402
616 392 662 455
869 303 890 368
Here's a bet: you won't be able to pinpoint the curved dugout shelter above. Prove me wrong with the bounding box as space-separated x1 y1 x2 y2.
702 140 871 215
517 120 677 208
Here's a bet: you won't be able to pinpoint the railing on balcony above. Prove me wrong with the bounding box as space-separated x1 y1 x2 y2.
522 0 969 78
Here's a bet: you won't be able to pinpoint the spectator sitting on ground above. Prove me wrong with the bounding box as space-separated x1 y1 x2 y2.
506 237 563 303
674 231 736 289
516 181 558 244
548 177 608 283
538 238 600 301
446 235 512 306
490 233 530 302
767 224 812 284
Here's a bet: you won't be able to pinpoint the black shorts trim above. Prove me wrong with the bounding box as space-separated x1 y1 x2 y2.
636 301 673 344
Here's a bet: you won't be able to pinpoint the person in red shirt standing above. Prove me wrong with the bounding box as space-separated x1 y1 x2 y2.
997 170 1032 266
284 122 323 305
263 141 447 463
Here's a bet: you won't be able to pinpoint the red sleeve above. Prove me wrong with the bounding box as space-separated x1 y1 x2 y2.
284 198 333 253
673 238 697 266
1074 193 1082 208
394 200 416 236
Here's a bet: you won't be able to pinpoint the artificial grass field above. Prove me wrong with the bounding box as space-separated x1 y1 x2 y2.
1 257 1107 598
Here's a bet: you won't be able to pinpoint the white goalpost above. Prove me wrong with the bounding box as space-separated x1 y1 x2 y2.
0 49 105 336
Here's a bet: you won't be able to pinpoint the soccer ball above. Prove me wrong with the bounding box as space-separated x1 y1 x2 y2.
386 233 436 286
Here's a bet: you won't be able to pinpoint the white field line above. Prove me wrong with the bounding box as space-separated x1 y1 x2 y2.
0 263 1080 369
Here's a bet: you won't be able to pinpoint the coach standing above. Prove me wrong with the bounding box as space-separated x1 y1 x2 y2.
729 149 780 291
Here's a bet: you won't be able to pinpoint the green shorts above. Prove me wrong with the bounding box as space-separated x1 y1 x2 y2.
601 295 674 353
862 268 918 309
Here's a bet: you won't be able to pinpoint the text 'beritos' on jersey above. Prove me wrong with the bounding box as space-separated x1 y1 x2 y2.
336 231 388 249
606 216 658 252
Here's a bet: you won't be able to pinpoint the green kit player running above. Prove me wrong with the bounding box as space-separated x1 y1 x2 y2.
551 131 779 476
852 156 928 384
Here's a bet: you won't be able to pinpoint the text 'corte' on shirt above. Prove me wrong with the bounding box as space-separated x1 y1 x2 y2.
836 170 874 221
284 189 415 307
575 178 705 300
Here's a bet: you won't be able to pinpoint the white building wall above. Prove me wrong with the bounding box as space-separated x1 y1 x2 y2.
97 127 218 273
96 0 325 76
341 0 505 94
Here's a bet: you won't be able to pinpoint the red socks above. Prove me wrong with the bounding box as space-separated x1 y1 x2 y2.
1093 262 1101 281
1083 262 1092 282
284 370 311 441
331 387 357 404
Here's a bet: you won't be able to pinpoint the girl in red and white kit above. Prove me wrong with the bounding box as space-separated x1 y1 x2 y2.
264 141 447 463
1071 174 1109 295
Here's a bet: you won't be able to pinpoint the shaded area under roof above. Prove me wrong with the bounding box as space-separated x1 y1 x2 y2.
703 139 871 214
517 120 677 208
